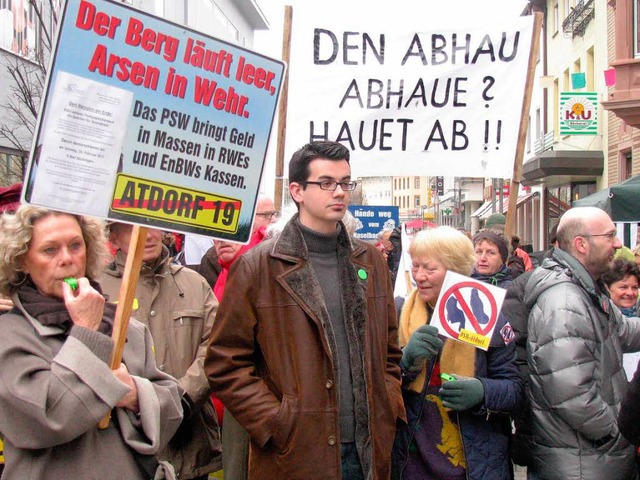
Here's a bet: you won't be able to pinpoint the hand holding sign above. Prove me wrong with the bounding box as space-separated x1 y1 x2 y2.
431 271 506 351
400 324 443 372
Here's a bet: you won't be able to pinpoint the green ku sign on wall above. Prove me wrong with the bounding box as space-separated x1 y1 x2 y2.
559 92 598 135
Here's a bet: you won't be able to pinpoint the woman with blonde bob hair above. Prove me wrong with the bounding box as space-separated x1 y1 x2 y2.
0 206 108 297
0 206 183 480
393 226 522 480
407 226 476 279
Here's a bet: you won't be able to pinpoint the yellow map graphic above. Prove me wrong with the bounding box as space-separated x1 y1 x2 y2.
427 394 466 469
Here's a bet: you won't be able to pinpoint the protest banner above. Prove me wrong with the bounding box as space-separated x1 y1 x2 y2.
431 271 506 351
348 205 399 241
23 0 285 243
286 3 534 179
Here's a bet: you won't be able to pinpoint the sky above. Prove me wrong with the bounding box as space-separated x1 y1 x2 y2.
252 0 531 197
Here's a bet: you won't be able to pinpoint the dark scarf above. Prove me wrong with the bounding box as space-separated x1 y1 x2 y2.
17 277 115 336
471 264 512 287
620 305 638 317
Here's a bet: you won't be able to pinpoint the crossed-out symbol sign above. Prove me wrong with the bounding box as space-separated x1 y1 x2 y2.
438 281 498 340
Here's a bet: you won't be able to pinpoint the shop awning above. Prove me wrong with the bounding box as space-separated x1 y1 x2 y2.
572 174 640 222
522 150 603 186
471 192 539 219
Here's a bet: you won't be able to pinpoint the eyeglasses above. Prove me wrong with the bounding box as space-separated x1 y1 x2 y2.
580 231 617 239
255 211 280 219
302 180 357 191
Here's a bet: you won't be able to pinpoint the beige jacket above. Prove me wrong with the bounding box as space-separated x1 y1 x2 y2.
100 249 221 479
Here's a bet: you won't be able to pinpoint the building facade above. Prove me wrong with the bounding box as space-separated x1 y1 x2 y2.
359 175 392 206
521 0 609 250
390 175 431 222
604 0 640 184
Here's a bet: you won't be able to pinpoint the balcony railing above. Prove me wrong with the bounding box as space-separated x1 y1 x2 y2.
562 0 595 38
534 130 554 156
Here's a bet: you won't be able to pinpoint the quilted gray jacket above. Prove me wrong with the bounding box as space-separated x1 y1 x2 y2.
525 248 640 480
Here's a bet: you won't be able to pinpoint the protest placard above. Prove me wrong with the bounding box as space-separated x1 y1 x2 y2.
24 0 284 243
431 271 506 350
286 4 533 179
348 205 399 241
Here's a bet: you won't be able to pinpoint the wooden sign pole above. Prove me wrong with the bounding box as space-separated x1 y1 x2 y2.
98 225 148 429
505 12 543 239
274 6 292 212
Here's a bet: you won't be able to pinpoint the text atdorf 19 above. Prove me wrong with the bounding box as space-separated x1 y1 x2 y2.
110 173 240 232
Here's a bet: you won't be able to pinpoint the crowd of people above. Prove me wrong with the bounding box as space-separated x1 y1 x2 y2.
1 141 640 479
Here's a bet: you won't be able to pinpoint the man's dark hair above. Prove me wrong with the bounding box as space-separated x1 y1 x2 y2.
602 258 640 287
288 141 350 184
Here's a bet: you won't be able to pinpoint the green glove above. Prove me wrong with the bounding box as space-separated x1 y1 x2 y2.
438 376 485 411
401 325 443 372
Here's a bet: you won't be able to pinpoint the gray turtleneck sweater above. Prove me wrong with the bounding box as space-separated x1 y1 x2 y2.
299 222 356 443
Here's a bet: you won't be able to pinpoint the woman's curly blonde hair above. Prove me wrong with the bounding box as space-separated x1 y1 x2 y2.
0 205 110 297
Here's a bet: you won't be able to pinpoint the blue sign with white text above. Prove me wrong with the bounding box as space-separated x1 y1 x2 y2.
348 205 399 241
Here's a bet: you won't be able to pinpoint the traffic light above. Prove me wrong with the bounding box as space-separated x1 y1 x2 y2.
436 176 444 196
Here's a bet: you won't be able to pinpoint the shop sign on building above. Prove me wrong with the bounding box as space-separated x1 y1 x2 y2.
559 92 598 135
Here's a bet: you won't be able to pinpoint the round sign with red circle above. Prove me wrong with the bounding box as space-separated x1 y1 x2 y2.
437 281 498 340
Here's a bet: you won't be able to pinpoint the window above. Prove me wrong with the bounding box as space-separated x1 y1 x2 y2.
0 152 25 186
160 1 186 24
188 1 239 42
154 0 164 17
586 47 594 90
212 2 239 41
553 78 559 135
414 195 420 207
0 0 43 61
553 1 559 35
564 0 571 19
414 177 420 189
571 182 596 202
620 150 633 181
573 59 582 90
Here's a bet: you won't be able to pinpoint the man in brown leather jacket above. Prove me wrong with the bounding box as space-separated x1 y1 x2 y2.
205 141 405 480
